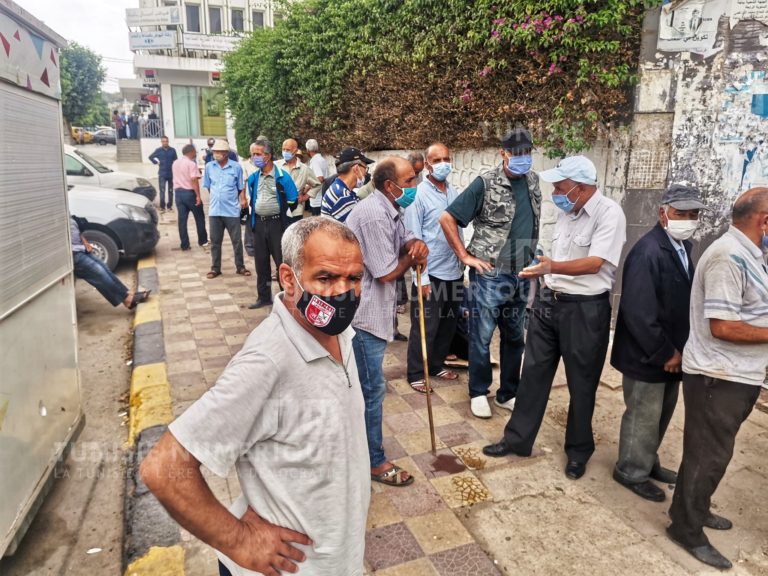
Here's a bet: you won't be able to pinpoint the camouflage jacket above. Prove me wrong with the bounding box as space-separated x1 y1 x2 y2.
466 165 541 265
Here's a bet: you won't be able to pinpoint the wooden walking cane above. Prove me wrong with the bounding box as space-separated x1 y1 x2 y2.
415 265 437 454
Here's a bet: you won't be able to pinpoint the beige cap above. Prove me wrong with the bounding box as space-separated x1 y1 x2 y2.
211 139 230 152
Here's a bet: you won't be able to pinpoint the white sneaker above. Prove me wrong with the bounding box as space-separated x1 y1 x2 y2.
471 396 492 419
494 397 516 412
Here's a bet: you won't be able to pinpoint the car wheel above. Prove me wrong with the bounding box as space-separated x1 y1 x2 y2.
82 230 120 271
98 139 106 146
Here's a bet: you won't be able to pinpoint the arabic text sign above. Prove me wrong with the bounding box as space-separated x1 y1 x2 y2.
129 31 177 51
183 34 240 52
126 7 181 27
730 0 768 27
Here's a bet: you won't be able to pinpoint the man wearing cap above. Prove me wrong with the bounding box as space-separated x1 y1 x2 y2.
246 138 299 309
306 139 330 216
666 188 768 570
321 147 374 223
610 184 703 502
278 138 321 223
346 157 428 487
204 137 238 164
203 139 249 279
440 128 541 419
482 155 626 481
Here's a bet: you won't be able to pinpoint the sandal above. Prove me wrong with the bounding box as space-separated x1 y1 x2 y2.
128 289 151 310
236 268 252 276
435 369 459 381
371 464 414 487
409 380 432 395
206 271 221 279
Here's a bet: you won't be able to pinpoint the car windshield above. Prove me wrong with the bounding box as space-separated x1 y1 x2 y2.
74 149 113 174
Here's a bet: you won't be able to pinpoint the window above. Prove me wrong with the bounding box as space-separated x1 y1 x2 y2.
209 6 222 34
252 10 264 28
64 154 89 177
171 85 226 138
231 9 244 31
185 4 200 32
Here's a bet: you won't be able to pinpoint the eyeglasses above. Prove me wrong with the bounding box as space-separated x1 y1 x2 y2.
506 148 532 157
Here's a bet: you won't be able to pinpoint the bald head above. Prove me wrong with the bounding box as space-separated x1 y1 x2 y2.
732 187 768 246
282 138 298 152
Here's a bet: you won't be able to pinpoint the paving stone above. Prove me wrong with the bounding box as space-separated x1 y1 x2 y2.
365 522 424 571
428 543 501 576
406 510 474 555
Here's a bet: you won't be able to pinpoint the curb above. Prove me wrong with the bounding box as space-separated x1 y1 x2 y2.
123 256 186 575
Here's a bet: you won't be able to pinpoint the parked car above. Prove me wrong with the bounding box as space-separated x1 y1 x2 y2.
67 184 160 270
64 145 157 201
92 128 116 145
70 126 93 144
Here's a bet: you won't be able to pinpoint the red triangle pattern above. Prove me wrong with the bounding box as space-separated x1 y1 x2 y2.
50 48 57 66
13 30 20 41
1 33 9 57
40 67 49 87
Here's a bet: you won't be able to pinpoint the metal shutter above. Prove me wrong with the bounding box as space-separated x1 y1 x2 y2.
0 81 70 318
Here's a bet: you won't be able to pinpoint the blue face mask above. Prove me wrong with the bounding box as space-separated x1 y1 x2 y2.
430 162 452 182
552 184 580 214
253 155 266 169
282 151 294 162
506 154 532 176
390 182 418 208
762 231 768 250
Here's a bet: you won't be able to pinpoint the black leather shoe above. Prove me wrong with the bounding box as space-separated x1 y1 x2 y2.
248 300 272 310
393 332 408 342
565 461 586 480
703 512 733 531
482 441 519 458
612 470 665 502
650 465 678 484
666 527 732 570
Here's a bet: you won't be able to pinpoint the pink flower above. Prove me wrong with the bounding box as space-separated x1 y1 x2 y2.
479 66 492 77
461 88 473 103
555 15 563 22
493 17 506 26
491 29 500 38
548 63 557 75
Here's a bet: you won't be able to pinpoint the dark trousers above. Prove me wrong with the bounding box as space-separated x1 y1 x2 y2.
406 276 464 382
209 216 244 273
311 205 322 216
614 376 679 483
668 373 760 547
243 221 255 257
72 251 129 306
502 290 611 462
158 175 173 209
253 217 283 302
218 561 232 576
175 190 208 249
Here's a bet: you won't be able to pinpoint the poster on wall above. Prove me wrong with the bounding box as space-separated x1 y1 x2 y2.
129 31 176 51
183 33 240 52
125 7 181 27
730 0 768 27
657 0 727 53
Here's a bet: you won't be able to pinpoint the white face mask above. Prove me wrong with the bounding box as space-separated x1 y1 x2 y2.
355 165 366 189
665 210 699 241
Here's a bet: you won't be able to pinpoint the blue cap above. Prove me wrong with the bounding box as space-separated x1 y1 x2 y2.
539 156 597 186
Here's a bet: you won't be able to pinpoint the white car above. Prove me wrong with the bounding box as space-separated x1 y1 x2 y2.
64 145 157 201
68 184 160 270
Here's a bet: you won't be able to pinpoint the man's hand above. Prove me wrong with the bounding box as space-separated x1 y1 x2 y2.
239 196 248 209
227 508 311 576
461 254 493 274
195 195 202 207
407 240 428 267
663 349 682 373
420 284 432 299
519 255 552 279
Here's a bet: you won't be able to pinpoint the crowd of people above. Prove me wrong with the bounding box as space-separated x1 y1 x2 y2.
138 129 768 575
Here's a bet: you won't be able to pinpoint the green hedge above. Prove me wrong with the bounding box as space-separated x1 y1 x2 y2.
223 0 653 157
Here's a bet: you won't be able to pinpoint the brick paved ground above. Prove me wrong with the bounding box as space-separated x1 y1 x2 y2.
151 205 768 576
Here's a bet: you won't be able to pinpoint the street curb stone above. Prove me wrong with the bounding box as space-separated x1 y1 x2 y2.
123 257 185 575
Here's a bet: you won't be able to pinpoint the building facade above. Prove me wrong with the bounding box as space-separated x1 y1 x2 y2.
119 0 278 160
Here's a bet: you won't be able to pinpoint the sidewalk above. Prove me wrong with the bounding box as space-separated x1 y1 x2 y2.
149 209 768 576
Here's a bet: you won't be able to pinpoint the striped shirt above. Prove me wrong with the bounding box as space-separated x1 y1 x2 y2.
683 226 768 386
321 177 358 223
346 190 415 341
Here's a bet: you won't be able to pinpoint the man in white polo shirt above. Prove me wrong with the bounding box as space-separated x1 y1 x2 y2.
666 187 768 571
483 156 627 481
140 218 370 576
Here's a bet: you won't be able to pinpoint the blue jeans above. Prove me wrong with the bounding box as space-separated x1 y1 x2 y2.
352 329 388 468
158 174 173 209
467 269 528 402
72 251 129 306
175 189 208 249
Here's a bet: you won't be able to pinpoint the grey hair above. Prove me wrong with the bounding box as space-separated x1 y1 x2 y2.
336 160 359 174
406 151 424 167
281 217 360 275
254 138 273 157
305 138 319 152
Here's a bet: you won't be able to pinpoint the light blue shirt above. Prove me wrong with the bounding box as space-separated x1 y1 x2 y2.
404 177 464 285
664 230 689 274
203 159 244 217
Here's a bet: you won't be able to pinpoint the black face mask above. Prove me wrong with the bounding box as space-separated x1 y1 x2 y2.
293 270 359 335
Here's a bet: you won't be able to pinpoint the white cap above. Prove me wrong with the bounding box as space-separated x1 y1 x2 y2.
539 155 597 185
211 139 230 152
